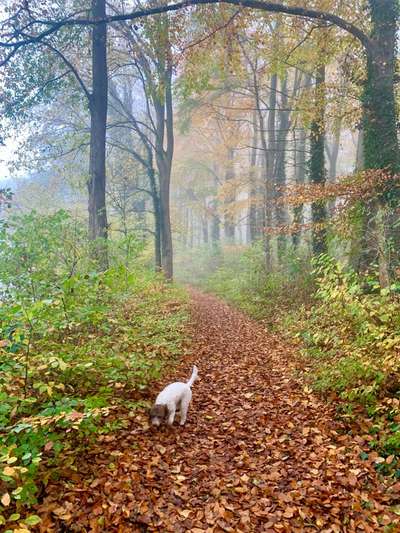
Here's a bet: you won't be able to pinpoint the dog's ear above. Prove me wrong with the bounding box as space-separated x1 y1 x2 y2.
149 404 168 419
149 404 160 417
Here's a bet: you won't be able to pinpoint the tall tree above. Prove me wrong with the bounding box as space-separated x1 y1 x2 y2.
154 45 174 279
309 63 327 256
88 0 108 269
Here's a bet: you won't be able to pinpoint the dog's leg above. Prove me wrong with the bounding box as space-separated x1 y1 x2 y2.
179 393 191 425
166 403 176 426
179 402 189 425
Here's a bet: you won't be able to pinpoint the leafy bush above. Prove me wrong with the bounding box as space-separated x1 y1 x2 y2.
291 254 400 404
0 210 90 301
202 242 314 322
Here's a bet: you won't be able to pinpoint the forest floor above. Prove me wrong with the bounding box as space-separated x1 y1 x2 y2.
35 291 400 532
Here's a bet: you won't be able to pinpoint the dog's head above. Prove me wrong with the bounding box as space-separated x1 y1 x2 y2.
149 404 168 427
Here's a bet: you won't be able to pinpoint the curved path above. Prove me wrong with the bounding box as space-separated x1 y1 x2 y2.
37 291 399 532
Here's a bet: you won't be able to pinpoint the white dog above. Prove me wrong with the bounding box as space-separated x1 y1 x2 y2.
150 365 198 427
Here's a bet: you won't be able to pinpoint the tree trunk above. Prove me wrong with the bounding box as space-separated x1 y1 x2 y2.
309 64 327 256
147 167 162 271
357 0 399 281
263 73 277 269
254 72 276 270
202 214 209 244
158 168 173 278
292 125 307 249
189 209 194 248
376 205 390 288
248 111 259 243
274 74 290 261
88 0 108 270
292 72 311 249
223 147 236 242
325 116 342 216
326 117 341 180
211 172 220 248
211 203 220 246
355 129 365 171
363 0 399 173
154 55 174 280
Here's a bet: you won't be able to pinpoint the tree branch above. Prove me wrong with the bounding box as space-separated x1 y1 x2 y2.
0 1 372 54
39 41 92 102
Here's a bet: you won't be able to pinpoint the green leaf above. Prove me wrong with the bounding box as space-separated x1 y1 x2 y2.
24 515 41 526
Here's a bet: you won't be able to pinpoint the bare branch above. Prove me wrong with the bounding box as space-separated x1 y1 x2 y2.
39 41 92 101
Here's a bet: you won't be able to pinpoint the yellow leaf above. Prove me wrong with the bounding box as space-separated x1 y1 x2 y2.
2 466 15 477
1 493 10 506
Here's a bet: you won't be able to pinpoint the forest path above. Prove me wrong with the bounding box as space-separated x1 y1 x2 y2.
37 290 399 532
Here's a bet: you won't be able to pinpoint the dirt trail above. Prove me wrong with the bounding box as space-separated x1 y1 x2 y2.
37 291 400 532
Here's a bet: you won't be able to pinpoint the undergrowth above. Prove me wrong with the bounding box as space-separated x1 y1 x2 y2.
0 211 188 531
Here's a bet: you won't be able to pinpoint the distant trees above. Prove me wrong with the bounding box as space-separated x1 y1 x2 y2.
0 0 398 281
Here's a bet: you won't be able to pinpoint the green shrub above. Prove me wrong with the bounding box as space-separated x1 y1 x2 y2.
293 255 400 401
202 242 314 322
0 211 189 527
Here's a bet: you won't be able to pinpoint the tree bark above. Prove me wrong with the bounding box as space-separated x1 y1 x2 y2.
326 116 341 180
248 110 259 243
363 0 399 173
309 64 327 256
292 125 307 249
211 172 221 248
202 212 209 244
158 163 173 278
255 73 276 270
148 167 162 271
223 147 236 242
357 0 399 281
355 129 365 171
292 72 310 249
274 74 290 261
211 202 220 246
154 56 174 280
88 0 108 270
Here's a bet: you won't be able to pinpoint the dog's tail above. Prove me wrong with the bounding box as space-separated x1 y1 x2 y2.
186 365 198 387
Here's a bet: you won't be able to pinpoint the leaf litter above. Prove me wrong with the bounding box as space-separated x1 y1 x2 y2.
34 291 400 532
